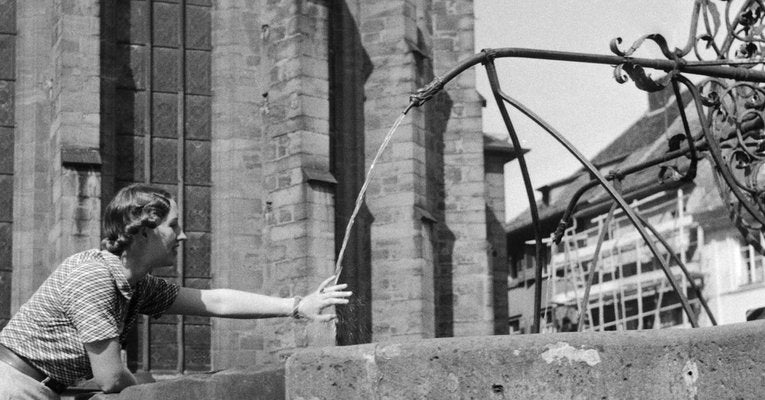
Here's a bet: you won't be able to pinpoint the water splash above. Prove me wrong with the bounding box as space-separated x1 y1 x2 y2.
336 296 372 344
333 110 410 284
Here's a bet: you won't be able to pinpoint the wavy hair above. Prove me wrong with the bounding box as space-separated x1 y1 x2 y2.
101 184 173 255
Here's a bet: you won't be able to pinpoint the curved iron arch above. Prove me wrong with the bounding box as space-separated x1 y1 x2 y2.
406 0 765 333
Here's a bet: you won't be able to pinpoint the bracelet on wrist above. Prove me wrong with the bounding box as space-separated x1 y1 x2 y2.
290 296 303 319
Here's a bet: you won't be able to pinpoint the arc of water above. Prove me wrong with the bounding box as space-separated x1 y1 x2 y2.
332 109 412 285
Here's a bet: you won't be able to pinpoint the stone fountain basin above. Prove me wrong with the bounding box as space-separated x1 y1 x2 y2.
287 320 765 400
93 320 765 399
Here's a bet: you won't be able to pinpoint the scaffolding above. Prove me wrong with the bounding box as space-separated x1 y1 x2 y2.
544 189 703 332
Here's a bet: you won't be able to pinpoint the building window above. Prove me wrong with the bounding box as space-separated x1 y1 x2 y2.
508 315 522 334
740 242 765 286
510 243 550 284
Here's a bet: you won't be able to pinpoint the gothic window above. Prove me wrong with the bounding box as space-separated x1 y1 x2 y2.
107 0 212 374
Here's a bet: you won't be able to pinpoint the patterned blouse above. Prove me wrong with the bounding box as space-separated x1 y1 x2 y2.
0 249 179 386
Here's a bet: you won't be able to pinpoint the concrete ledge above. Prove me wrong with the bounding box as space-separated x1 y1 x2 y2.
286 320 765 399
91 367 284 400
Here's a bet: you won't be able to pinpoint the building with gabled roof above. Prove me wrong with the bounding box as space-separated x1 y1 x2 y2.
505 88 765 334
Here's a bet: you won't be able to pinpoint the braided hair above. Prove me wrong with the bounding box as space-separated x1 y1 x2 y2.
101 184 173 255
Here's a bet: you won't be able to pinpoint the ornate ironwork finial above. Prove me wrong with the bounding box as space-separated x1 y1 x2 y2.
605 0 765 250
409 76 444 109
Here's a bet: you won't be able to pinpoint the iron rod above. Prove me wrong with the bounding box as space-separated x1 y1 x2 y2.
554 75 703 243
577 202 618 331
671 78 698 181
412 47 765 108
484 60 545 333
553 102 765 236
633 211 717 325
553 144 700 244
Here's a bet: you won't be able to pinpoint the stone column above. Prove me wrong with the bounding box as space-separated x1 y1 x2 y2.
260 0 335 354
13 0 101 310
484 137 514 334
359 0 437 341
49 0 102 262
12 0 53 310
210 0 334 369
432 0 493 336
210 0 269 368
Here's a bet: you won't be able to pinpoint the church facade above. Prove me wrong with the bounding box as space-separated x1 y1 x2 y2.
0 0 513 376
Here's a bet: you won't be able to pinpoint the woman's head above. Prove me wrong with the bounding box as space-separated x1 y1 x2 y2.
101 184 174 255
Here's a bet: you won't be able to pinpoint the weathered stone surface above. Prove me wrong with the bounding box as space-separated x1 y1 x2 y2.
286 321 765 399
211 0 334 370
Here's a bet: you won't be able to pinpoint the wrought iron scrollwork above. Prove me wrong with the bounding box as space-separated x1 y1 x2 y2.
609 0 765 251
700 78 765 250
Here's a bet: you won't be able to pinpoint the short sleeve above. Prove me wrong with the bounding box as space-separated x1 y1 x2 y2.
61 264 120 343
137 275 180 318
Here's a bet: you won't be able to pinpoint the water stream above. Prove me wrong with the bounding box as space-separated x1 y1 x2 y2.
333 109 410 284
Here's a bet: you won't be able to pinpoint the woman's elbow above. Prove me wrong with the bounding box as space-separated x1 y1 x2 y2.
201 289 228 316
99 382 122 394
95 378 121 393
94 370 136 393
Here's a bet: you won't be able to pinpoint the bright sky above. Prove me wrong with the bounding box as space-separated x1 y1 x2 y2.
473 1 696 221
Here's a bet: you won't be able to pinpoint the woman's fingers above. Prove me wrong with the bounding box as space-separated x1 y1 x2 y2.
299 276 352 321
325 290 352 298
317 275 336 292
320 283 348 293
315 297 349 312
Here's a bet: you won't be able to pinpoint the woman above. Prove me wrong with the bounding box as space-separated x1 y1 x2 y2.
0 184 351 399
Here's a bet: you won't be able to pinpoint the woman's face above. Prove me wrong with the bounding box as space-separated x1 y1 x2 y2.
144 199 187 267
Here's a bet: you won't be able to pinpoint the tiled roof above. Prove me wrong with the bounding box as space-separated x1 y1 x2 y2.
484 133 528 159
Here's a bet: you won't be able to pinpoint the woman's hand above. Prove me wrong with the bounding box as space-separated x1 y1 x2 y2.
296 275 352 321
